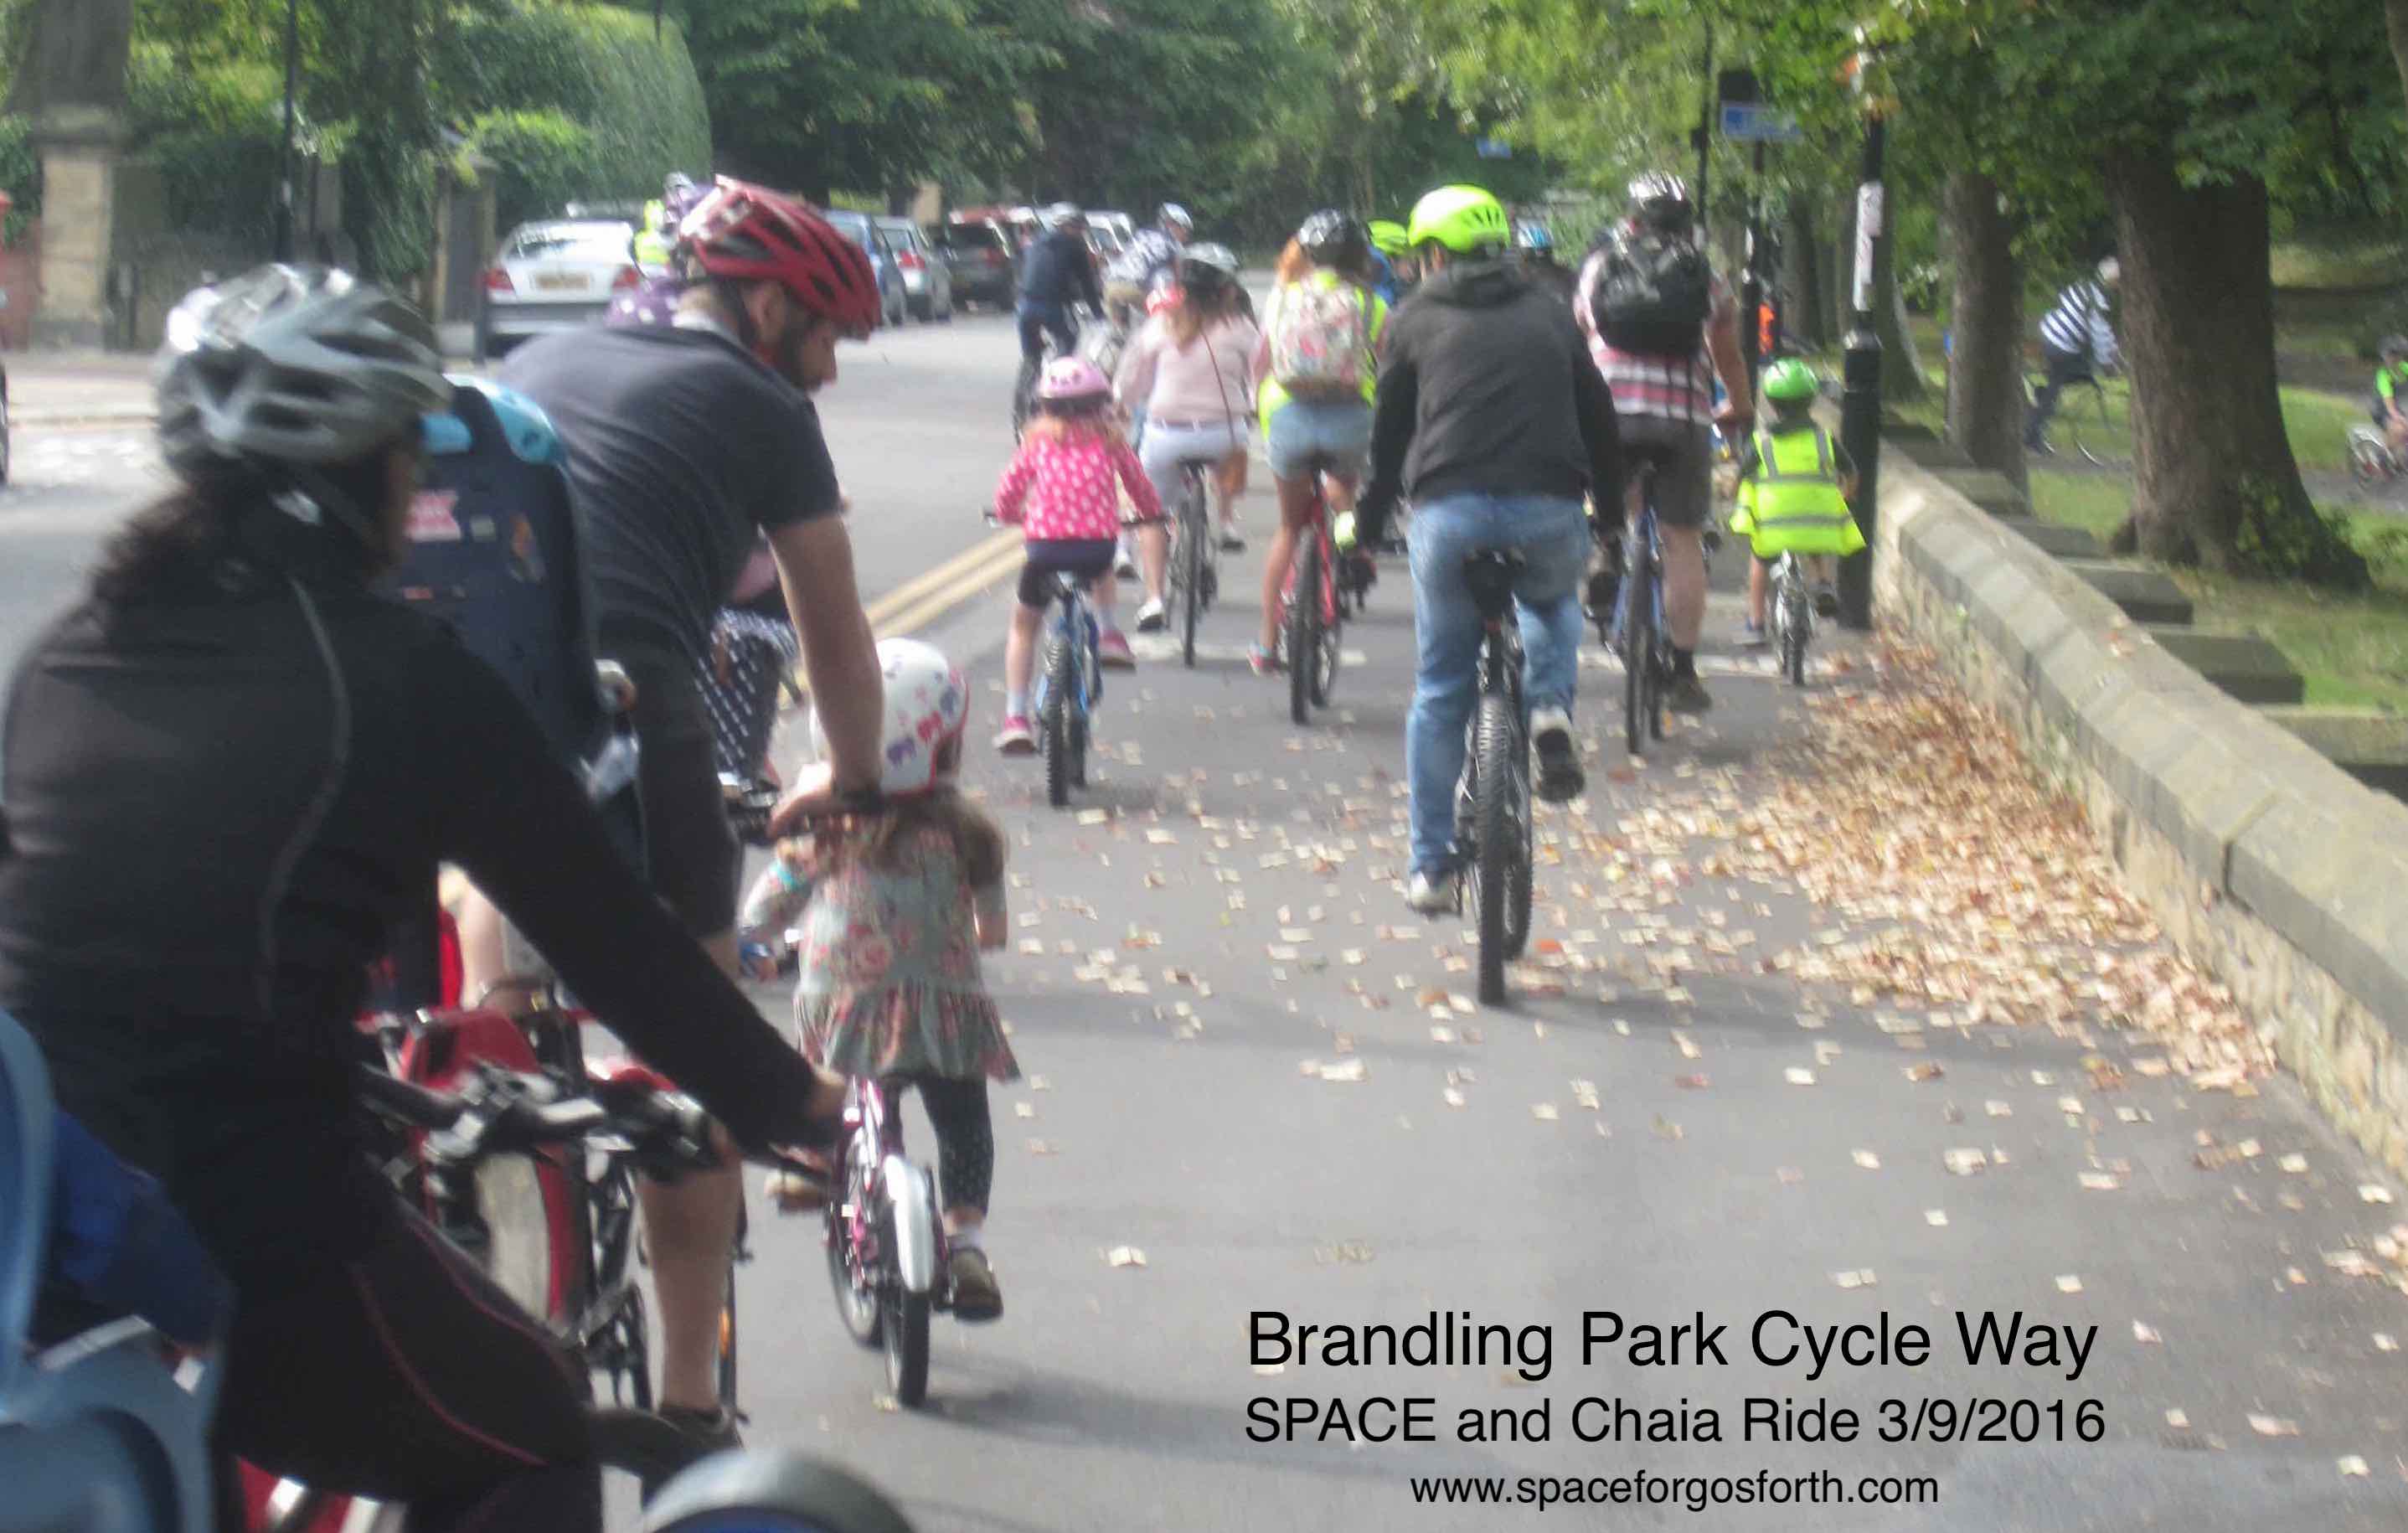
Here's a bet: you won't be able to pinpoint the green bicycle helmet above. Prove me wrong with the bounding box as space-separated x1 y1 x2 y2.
1407 185 1509 254
1366 219 1409 258
1762 358 1821 405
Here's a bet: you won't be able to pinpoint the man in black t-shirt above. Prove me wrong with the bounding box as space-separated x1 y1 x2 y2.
485 178 887 1445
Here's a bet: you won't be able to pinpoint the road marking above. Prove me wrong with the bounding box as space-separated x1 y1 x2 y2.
860 528 1024 630
1578 648 1848 679
786 529 1026 704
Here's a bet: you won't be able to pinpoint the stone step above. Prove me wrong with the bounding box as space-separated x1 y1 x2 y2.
1928 467 2032 520
1888 434 1975 471
2059 559 2195 625
2003 519 2105 559
2257 705 2408 801
2142 626 2303 705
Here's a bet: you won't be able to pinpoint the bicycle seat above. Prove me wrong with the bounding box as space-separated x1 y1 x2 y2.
1461 550 1524 620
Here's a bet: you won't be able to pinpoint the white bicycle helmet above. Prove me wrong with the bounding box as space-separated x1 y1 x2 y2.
810 637 968 797
156 264 449 480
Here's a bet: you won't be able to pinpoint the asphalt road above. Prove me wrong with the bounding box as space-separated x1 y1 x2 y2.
8 314 2408 1530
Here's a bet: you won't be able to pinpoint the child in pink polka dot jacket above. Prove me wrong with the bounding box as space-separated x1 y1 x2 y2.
989 356 1165 754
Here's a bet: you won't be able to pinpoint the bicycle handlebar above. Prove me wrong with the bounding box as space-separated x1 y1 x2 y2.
357 1061 715 1174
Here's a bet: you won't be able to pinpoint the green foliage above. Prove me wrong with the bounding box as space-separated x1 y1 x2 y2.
125 44 287 246
0 114 39 245
2230 477 2371 590
463 109 600 233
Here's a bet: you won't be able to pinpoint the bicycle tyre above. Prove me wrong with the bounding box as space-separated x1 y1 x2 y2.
715 1262 739 1412
2073 380 2127 471
1784 631 1807 687
1310 546 1341 710
884 1290 931 1407
2352 436 2390 488
1181 495 1206 669
592 1406 714 1500
1622 538 1650 756
1041 635 1072 808
1472 693 1517 1004
1288 536 1318 725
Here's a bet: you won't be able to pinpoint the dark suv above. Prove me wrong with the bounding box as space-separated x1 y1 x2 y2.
934 219 1017 309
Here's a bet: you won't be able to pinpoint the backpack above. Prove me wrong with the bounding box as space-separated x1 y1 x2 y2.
1269 281 1367 397
1593 227 1712 356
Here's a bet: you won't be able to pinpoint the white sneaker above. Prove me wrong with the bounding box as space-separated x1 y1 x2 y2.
1115 539 1138 579
1405 869 1457 914
1135 596 1167 632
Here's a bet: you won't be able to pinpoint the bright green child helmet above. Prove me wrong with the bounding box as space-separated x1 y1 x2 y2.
1366 219 1410 258
1406 185 1509 254
1763 358 1821 405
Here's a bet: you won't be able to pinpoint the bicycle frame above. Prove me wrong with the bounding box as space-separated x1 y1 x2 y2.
831 1078 943 1299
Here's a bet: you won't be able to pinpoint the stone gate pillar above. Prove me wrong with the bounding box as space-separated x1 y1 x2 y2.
13 0 135 347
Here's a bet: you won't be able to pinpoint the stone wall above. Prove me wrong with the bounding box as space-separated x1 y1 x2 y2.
1870 453 2408 1169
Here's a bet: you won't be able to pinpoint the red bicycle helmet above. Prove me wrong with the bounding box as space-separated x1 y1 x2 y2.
680 177 881 338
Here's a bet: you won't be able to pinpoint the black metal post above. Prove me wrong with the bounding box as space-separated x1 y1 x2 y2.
275 0 299 262
1694 19 1713 242
1740 140 1766 400
1837 113 1886 631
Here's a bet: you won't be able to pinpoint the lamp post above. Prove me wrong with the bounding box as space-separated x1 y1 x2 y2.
275 0 299 261
1836 39 1887 632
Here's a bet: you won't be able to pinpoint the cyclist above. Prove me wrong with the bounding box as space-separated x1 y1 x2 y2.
1103 202 1195 332
2373 335 2408 460
1250 209 1390 674
2025 256 2120 451
493 175 888 1448
1115 241 1261 627
1369 219 1418 295
1573 172 1750 715
1355 185 1621 913
1730 359 1863 646
991 357 1165 750
1017 204 1106 410
1515 219 1574 302
0 265 843 1531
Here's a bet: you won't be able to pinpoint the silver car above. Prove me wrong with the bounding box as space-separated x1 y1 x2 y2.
874 217 953 322
477 219 638 358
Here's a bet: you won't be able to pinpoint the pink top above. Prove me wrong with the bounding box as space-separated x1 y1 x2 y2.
1115 314 1262 426
1574 251 1736 427
993 430 1163 542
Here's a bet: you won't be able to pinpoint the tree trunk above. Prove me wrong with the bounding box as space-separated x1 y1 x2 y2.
2101 149 2367 586
2388 0 2408 132
1869 189 1925 404
885 186 914 217
1783 201 1829 348
1941 170 2026 493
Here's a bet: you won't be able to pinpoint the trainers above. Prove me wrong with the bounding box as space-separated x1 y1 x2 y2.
1248 643 1281 676
1136 596 1168 632
994 715 1036 755
1529 708 1586 803
1665 674 1714 715
1735 618 1770 649
657 1404 743 1455
1812 581 1840 618
1114 541 1138 580
948 1247 1004 1323
1219 529 1246 553
1405 868 1457 915
1096 629 1136 669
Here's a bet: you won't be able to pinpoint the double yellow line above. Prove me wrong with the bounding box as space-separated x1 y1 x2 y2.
786 527 1025 702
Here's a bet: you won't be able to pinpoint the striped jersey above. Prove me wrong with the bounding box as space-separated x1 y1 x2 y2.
2039 280 2118 369
1573 250 1736 426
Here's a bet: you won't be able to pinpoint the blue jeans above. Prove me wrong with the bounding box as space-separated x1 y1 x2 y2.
1405 493 1588 879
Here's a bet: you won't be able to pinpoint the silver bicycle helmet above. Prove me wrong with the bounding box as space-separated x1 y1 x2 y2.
1158 202 1194 234
1178 241 1240 290
156 264 448 481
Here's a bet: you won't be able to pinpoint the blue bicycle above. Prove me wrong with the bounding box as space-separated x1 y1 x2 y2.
1034 570 1102 808
1613 459 1671 756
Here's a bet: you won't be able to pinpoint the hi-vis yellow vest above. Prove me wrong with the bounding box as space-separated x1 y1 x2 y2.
1729 423 1866 557
633 199 673 267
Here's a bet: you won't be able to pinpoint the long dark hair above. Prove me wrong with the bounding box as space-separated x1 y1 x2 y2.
90 451 394 606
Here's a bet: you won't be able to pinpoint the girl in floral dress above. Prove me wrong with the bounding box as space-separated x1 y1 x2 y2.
738 638 1017 1319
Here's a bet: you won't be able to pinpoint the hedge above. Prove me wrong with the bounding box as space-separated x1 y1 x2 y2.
466 108 601 235
125 45 287 250
0 114 39 245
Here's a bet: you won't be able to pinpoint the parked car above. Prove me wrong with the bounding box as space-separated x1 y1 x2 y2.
1091 210 1137 246
822 210 910 328
934 219 1018 309
1085 224 1126 262
874 216 953 322
477 218 639 359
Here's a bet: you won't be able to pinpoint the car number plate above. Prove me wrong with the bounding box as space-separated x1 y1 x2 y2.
532 271 588 292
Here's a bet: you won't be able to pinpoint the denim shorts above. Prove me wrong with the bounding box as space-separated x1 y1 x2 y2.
1266 396 1374 482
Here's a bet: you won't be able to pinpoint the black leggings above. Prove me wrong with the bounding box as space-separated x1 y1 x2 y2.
212 1205 596 1533
903 1074 995 1216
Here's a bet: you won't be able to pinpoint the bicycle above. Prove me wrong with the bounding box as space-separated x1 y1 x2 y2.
1448 550 1534 1006
1012 306 1085 442
2024 368 2125 469
1035 569 1103 808
1768 550 1813 688
822 1073 951 1408
1167 457 1221 668
1614 461 1669 756
2349 424 2403 489
1279 470 1346 726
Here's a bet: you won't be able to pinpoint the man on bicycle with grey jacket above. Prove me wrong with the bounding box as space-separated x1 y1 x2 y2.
1354 184 1622 916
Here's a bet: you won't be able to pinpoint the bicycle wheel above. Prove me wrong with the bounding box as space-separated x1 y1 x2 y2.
2073 380 2127 470
825 1155 883 1350
879 1193 932 1408
2353 435 2391 488
1621 537 1651 756
1309 541 1342 709
714 1262 739 1412
1041 634 1073 808
1180 494 1207 668
1472 692 1519 1005
1287 535 1319 725
588 1161 652 1408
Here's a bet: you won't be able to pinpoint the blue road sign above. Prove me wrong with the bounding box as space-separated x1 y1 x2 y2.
1719 103 1802 142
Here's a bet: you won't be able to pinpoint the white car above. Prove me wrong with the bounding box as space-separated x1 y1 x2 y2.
477 219 639 358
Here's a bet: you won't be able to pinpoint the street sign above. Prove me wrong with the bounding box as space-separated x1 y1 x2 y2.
1719 103 1802 142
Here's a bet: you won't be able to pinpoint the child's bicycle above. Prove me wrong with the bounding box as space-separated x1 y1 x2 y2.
1768 550 1815 687
822 1073 951 1408
1448 550 1534 1006
1278 466 1347 726
2349 425 2403 488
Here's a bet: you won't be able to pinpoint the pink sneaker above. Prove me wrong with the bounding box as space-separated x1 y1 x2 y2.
993 715 1035 755
1096 628 1137 670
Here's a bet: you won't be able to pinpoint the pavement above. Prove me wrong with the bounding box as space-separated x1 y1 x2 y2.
8 313 2408 1530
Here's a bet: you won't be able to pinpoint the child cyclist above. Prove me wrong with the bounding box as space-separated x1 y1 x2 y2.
991 356 1165 753
739 638 1018 1319
1730 359 1865 645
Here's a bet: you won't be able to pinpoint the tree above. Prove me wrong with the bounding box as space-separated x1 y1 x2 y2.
1941 170 2024 493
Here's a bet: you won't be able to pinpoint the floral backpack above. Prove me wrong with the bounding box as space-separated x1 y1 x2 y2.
1268 278 1367 397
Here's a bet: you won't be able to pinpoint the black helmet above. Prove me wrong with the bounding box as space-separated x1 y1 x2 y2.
1297 209 1367 269
1626 173 1694 235
2384 335 2408 363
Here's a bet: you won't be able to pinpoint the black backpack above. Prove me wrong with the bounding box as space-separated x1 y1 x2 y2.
1592 227 1712 355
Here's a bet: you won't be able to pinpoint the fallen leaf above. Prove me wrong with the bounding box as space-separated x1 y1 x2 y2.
1903 1062 1944 1083
2376 1334 2399 1353
1106 1246 1147 1268
2279 1153 2309 1174
2339 1456 2370 1479
1833 1268 1878 1289
1442 1088 1467 1108
1777 1167 1806 1185
1785 1066 1817 1087
2360 1185 2395 1205
1853 1149 1882 1169
2164 1408 2190 1429
1317 1059 1367 1084
2247 1413 2298 1438
2132 1320 2160 1344
2079 1172 2121 1191
1985 1100 2013 1117
1946 1148 1988 1176
1674 1073 1711 1090
1015 1102 1037 1119
1925 1209 1949 1227
2055 1273 2083 1293
1024 1138 1057 1155
1531 1104 1560 1122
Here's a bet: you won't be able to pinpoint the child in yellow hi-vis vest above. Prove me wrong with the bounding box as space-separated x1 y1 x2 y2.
1729 358 1866 645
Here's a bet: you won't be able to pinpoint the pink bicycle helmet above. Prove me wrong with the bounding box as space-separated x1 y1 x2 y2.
1034 356 1111 403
